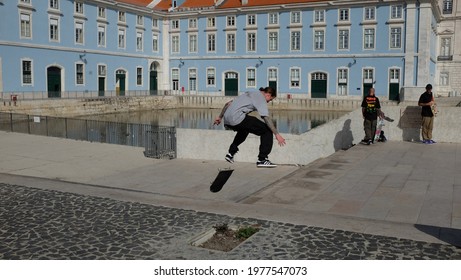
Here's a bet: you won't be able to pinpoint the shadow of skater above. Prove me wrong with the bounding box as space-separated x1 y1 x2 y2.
415 224 461 248
333 119 354 151
398 106 421 142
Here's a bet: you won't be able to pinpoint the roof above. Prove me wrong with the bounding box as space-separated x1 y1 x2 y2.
218 0 329 9
116 0 154 7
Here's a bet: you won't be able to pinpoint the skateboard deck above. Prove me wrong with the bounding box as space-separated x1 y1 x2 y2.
210 168 234 193
373 118 385 143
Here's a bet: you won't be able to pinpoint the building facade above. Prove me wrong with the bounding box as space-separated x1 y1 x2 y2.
0 0 458 100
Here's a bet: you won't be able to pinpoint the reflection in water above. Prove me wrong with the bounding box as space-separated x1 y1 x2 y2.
82 109 348 135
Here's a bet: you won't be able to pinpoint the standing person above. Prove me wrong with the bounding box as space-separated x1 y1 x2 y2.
213 87 286 167
418 84 436 144
360 88 381 145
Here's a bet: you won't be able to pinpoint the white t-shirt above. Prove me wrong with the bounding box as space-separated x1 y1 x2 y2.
223 92 269 126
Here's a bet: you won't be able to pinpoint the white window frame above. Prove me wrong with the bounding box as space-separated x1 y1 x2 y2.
75 1 84 14
207 67 216 87
136 31 143 51
49 0 59 10
390 26 402 49
338 29 349 50
268 13 278 25
171 35 180 53
98 25 106 47
443 0 453 14
118 28 126 49
21 59 33 86
290 67 301 88
339 8 349 22
189 33 198 53
75 21 84 45
152 18 158 28
171 68 179 91
189 68 197 91
314 10 325 23
391 5 403 19
227 15 236 27
189 18 197 29
363 68 374 84
290 30 301 51
364 7 375 21
268 31 278 52
136 67 143 86
247 68 256 88
137 15 144 26
440 37 452 56
291 11 301 24
49 17 59 42
247 32 256 52
207 33 216 53
363 28 375 50
337 68 348 96
152 33 159 52
98 7 106 19
314 29 325 51
247 14 256 26
118 11 126 23
226 32 236 53
75 63 85 85
20 12 32 39
207 17 216 28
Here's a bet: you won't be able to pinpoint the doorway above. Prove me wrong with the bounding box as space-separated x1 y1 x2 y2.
47 66 61 98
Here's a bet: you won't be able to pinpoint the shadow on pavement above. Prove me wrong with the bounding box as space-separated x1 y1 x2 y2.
415 224 461 248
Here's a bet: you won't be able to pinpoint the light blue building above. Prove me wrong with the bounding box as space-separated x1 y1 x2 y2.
0 0 455 100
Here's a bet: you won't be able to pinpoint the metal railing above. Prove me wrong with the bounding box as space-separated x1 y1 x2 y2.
0 112 176 159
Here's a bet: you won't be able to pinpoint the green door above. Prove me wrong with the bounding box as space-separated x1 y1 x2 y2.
363 83 373 97
224 72 238 96
150 70 158 95
98 77 105 96
116 73 126 96
47 67 61 98
269 81 277 91
389 83 400 101
311 73 327 98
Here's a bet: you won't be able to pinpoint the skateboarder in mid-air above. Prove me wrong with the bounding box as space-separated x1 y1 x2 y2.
213 87 286 168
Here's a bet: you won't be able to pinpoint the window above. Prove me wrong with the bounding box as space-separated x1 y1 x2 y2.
364 28 375 49
49 18 59 41
247 14 256 26
314 30 324 50
440 72 449 86
207 68 215 86
137 67 142 86
118 11 126 22
98 25 106 47
227 16 235 27
22 60 32 85
364 7 375 21
339 9 349 21
207 33 216 52
189 69 197 91
152 18 158 28
152 33 158 52
20 13 31 39
291 30 301 51
98 7 105 18
337 69 348 96
227 33 235 52
391 5 403 19
171 20 179 29
76 63 84 85
314 10 325 23
189 18 197 29
118 28 125 48
49 0 59 9
291 11 301 24
207 17 215 28
75 22 84 44
441 37 452 56
390 68 400 82
443 0 453 14
137 15 143 26
363 68 374 82
75 2 83 14
268 13 278 25
338 29 349 50
136 32 143 51
269 31 278 52
171 35 179 53
20 0 31 3
390 27 402 48
247 32 256 52
189 34 197 53
172 69 179 90
290 68 300 87
247 68 256 87
98 65 106 77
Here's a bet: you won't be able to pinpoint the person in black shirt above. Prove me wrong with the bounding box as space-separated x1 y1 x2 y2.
360 88 381 145
418 84 436 144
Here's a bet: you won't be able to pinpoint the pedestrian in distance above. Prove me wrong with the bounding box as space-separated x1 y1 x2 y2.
360 88 381 145
213 87 286 168
418 84 437 144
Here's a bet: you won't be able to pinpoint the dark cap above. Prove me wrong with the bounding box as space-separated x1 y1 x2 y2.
426 84 432 90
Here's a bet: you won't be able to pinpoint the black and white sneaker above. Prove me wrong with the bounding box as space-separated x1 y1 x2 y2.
225 153 234 163
256 159 277 168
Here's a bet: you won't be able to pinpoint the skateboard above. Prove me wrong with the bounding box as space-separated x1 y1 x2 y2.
210 168 234 193
373 118 385 143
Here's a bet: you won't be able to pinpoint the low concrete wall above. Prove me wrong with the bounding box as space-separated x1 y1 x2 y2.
177 104 461 165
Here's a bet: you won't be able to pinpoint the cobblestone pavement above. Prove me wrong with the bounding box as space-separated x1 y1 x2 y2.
1 183 461 260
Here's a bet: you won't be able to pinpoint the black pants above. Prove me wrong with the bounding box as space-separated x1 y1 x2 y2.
226 115 273 161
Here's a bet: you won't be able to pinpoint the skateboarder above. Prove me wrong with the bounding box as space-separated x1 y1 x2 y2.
213 87 286 167
360 88 381 145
